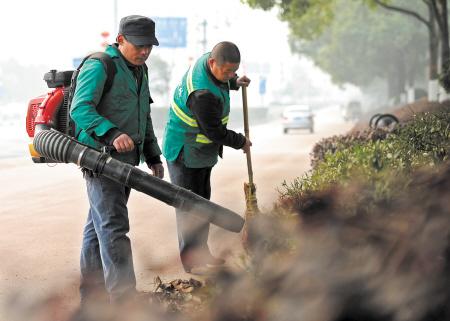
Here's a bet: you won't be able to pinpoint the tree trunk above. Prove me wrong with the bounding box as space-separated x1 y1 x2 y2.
435 0 450 101
428 3 439 79
406 53 418 103
371 0 438 100
387 58 407 103
434 0 449 68
429 28 439 79
428 2 439 101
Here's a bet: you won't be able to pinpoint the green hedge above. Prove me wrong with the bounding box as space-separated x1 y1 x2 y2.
279 109 450 206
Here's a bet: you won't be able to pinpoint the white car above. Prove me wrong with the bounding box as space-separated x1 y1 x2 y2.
342 100 362 121
281 105 314 134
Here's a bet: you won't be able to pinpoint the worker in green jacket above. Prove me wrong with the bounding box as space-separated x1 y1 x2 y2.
162 41 251 273
70 15 163 303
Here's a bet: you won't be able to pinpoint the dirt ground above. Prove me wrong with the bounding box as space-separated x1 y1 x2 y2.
0 106 352 315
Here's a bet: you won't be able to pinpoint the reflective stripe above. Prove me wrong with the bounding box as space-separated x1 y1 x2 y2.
187 65 194 94
171 100 228 128
176 63 228 131
196 134 212 144
171 100 198 127
185 63 229 126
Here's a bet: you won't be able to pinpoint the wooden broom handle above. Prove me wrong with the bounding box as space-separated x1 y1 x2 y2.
242 86 254 185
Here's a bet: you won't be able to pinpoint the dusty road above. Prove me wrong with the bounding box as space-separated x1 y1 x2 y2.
0 105 353 314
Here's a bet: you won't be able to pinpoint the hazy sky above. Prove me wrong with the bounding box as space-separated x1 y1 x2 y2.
0 0 291 69
0 0 358 105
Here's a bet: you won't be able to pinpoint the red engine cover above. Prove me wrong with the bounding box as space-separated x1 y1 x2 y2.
25 88 64 138
26 95 45 138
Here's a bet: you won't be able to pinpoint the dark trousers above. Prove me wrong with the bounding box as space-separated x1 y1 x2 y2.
80 174 136 303
166 152 213 268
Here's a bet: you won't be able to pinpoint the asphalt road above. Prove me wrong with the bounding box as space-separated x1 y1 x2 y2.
0 104 353 315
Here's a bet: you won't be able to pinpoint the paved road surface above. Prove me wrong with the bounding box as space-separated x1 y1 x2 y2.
0 105 354 314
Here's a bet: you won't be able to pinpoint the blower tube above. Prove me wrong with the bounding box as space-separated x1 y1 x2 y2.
33 129 244 233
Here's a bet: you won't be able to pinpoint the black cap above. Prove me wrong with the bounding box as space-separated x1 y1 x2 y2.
119 15 159 46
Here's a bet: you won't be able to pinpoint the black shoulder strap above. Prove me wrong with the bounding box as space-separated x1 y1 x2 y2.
143 63 148 79
68 52 117 138
77 52 117 93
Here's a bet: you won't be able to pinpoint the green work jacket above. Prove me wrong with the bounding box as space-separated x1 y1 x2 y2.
70 45 161 165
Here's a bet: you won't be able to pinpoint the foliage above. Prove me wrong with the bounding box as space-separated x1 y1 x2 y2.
278 109 450 210
296 0 427 91
242 0 428 98
243 0 336 40
310 127 392 168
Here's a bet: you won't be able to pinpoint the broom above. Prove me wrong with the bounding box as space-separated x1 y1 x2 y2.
241 85 260 252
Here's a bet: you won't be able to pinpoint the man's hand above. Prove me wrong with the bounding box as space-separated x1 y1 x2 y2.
242 137 252 154
237 75 251 87
113 133 135 153
149 163 164 179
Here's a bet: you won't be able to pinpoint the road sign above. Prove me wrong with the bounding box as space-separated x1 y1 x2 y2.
259 77 267 95
152 17 187 48
72 57 83 69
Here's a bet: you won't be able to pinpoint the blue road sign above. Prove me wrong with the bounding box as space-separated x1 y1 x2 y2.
73 57 83 69
152 17 187 48
259 77 267 95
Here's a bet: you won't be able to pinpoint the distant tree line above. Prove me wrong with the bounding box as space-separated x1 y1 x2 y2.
0 55 171 106
243 0 449 103
0 60 48 104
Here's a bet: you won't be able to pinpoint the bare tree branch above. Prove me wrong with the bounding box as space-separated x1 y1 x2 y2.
422 0 432 13
373 0 431 29
430 0 445 34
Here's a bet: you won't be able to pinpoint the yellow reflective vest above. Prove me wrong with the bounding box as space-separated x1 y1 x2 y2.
162 53 230 168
